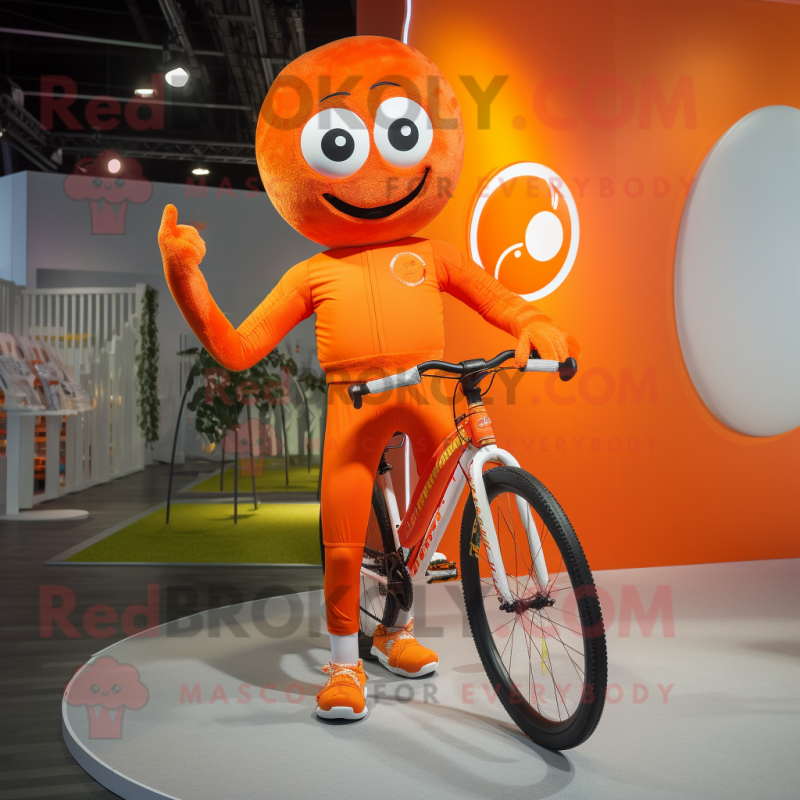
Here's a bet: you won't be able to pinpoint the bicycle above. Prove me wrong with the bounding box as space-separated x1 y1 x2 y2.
320 350 607 750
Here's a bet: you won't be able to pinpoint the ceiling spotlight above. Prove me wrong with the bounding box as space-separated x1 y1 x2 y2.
108 158 122 174
135 86 155 98
192 167 210 176
165 66 190 88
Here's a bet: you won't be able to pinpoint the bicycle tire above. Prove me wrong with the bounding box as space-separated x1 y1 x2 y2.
319 482 405 658
460 466 607 750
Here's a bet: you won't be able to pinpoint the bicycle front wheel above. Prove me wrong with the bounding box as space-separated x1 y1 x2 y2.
460 466 607 750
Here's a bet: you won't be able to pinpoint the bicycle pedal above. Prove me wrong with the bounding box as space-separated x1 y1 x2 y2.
426 557 459 583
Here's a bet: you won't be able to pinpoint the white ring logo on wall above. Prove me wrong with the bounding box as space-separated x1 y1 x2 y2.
390 252 426 287
469 163 580 301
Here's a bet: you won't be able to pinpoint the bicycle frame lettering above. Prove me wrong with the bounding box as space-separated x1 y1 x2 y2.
367 410 550 604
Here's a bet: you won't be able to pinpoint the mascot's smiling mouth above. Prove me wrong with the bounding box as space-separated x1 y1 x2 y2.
323 168 430 220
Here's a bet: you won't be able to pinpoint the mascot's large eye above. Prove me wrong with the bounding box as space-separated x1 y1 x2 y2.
301 107 370 178
374 97 433 168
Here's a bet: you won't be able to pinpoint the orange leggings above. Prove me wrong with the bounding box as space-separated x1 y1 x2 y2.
321 381 454 635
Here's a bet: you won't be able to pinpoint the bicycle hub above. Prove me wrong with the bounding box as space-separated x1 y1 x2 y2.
499 592 556 614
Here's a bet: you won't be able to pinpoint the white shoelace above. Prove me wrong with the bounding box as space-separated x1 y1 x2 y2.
322 663 362 687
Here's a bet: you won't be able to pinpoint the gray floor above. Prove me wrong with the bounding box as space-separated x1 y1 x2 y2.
0 461 323 800
63 559 800 800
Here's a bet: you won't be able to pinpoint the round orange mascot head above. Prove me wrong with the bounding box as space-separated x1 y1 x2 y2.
256 36 464 249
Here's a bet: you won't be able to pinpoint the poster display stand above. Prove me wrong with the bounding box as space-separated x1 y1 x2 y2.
0 333 89 520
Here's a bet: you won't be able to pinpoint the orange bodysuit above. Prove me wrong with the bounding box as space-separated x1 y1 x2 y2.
160 222 576 634
166 236 551 382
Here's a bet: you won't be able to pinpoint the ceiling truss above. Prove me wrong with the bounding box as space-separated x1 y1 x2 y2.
0 1 308 175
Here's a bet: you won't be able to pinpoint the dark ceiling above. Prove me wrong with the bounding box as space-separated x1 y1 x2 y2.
0 0 356 188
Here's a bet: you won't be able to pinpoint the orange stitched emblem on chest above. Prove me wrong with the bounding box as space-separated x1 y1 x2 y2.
390 251 426 287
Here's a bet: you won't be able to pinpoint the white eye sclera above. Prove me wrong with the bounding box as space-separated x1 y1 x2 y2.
300 107 370 178
373 96 433 168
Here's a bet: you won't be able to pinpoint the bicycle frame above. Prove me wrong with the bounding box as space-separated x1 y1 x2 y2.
362 396 550 606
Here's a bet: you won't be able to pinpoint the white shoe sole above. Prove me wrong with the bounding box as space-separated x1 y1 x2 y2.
370 645 438 678
315 685 368 720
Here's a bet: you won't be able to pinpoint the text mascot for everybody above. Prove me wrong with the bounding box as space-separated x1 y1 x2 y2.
158 35 581 721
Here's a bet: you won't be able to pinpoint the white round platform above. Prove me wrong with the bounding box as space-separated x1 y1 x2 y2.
0 508 89 521
61 564 800 800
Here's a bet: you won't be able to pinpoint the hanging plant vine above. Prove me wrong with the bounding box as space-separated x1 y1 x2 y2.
136 285 161 448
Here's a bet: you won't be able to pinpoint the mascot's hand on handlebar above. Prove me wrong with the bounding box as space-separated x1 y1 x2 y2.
514 314 582 367
158 204 207 279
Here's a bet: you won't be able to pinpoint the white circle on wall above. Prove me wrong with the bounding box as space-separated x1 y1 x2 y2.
525 211 564 262
469 162 580 301
675 105 800 437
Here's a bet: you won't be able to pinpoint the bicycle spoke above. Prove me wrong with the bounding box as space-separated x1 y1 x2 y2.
520 616 568 720
523 623 539 712
507 613 517 676
499 614 518 661
529 628 570 719
540 608 586 680
489 617 516 637
496 501 536 584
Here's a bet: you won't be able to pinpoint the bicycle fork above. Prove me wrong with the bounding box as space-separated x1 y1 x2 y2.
467 445 550 604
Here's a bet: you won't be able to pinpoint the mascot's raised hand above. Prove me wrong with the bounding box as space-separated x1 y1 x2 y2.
158 203 247 367
158 204 206 277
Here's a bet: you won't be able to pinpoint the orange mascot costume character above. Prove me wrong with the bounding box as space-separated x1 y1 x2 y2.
159 36 580 721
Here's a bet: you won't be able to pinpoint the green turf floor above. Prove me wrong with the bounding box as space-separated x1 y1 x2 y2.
66 503 322 564
189 462 320 493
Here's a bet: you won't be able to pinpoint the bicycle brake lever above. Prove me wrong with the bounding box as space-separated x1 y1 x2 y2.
348 384 369 409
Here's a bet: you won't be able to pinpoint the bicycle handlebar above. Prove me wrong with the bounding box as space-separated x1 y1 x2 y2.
347 351 578 409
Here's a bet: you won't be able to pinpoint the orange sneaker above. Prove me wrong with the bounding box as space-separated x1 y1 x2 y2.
370 619 439 678
315 661 368 720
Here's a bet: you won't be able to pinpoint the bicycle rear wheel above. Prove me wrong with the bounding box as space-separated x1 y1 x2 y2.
319 482 407 659
359 483 403 636
460 466 607 750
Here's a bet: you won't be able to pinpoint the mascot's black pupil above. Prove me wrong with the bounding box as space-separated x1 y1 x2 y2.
321 129 355 162
388 118 419 152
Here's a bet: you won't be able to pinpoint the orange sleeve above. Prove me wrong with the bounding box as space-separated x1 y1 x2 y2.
169 260 313 372
430 239 549 337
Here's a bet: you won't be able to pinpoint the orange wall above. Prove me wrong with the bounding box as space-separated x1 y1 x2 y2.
359 0 800 569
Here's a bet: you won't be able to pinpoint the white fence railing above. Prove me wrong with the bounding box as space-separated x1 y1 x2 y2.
14 285 148 494
21 285 145 375
0 278 22 335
